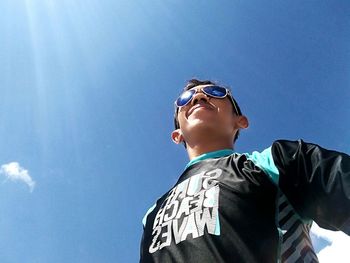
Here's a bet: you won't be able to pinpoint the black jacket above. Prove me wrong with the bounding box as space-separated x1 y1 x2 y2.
140 140 350 263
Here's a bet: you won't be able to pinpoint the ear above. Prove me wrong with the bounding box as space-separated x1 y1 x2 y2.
237 115 249 129
171 129 184 144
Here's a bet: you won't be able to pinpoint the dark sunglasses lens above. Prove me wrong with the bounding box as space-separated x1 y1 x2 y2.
203 86 227 97
176 90 195 107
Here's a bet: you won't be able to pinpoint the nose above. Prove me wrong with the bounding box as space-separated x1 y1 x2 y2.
191 90 209 105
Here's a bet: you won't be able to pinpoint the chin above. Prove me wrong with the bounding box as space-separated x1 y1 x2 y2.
187 119 219 131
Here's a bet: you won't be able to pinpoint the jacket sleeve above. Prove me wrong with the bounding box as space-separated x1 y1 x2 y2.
271 139 350 235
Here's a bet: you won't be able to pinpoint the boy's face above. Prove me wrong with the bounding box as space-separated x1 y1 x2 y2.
172 84 248 146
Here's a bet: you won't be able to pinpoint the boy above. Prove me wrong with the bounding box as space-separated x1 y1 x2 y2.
140 79 350 262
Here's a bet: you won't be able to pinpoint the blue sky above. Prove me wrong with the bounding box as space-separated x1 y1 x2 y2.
0 0 349 262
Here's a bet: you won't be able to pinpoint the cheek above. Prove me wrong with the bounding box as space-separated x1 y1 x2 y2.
223 115 236 131
217 105 236 129
176 110 188 128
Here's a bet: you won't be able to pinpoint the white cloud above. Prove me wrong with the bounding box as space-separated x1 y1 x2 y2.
311 223 350 263
0 162 36 192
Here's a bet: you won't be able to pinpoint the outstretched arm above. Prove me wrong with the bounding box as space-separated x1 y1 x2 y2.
271 139 350 235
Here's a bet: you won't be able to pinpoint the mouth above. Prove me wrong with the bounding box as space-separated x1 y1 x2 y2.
186 101 215 118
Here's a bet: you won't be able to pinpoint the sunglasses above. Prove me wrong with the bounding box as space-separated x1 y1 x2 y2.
174 85 240 115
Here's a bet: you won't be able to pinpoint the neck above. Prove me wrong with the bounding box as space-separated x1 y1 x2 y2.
186 140 234 160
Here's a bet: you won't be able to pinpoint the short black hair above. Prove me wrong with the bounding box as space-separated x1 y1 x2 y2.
174 79 243 143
